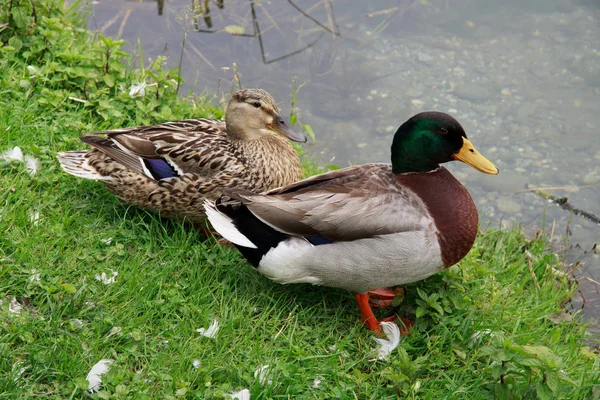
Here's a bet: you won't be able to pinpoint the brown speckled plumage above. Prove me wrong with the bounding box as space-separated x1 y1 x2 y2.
57 89 304 224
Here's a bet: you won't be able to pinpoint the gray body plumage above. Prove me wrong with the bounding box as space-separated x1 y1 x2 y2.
207 164 448 293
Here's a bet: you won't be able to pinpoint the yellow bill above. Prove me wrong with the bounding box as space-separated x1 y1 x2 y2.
453 137 499 175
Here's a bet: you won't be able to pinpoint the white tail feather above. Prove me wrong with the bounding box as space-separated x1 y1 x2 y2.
203 200 257 249
57 151 111 181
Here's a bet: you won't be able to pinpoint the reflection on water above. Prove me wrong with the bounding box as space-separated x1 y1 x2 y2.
89 0 600 325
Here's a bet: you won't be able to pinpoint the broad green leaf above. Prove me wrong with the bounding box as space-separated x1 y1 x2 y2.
416 287 428 301
515 356 544 368
491 364 504 379
429 301 444 315
302 123 316 139
62 283 77 294
545 371 559 392
9 37 23 52
103 74 115 87
556 370 577 386
536 382 553 400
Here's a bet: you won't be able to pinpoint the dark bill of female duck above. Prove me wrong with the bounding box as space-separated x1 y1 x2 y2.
267 115 306 143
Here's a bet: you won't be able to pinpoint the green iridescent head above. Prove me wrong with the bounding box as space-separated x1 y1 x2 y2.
391 111 498 175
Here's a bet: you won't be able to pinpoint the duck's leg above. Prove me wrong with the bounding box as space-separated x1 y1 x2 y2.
362 288 413 335
367 287 402 309
355 293 383 332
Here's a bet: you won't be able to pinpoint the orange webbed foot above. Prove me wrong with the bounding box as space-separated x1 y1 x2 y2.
355 289 412 335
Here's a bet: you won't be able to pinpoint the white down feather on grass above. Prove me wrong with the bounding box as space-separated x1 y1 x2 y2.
86 359 113 392
373 321 401 361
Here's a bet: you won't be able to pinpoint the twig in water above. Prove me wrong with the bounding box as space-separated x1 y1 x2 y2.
323 0 339 38
100 10 123 33
250 0 324 65
516 182 600 193
534 189 600 225
256 1 284 37
584 277 600 288
372 0 419 37
366 7 399 18
287 0 340 36
117 7 133 38
185 40 216 70
265 33 324 64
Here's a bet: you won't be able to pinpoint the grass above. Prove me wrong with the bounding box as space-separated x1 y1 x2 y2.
1 0 599 398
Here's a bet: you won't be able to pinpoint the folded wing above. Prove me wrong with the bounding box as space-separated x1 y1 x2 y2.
230 163 432 242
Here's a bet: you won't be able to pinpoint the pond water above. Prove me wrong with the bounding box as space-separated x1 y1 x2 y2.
87 0 600 329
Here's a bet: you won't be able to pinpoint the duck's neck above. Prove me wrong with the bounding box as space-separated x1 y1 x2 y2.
233 135 302 190
227 126 263 141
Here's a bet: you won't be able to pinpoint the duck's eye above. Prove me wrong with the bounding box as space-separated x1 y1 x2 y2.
438 127 448 135
252 102 261 108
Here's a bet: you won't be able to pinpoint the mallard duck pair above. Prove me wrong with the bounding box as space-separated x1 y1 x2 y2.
58 89 306 225
59 91 498 332
205 111 498 332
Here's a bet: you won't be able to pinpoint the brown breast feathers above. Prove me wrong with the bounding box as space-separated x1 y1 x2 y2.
395 167 478 268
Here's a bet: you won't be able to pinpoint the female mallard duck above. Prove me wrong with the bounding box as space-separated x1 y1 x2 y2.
57 89 306 224
204 111 498 332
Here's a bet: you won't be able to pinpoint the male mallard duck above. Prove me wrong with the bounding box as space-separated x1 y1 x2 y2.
57 89 306 224
204 111 498 332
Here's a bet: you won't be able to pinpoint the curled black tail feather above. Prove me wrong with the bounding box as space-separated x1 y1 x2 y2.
215 198 289 268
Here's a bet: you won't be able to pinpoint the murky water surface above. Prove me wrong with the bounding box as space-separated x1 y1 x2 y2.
87 0 600 327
